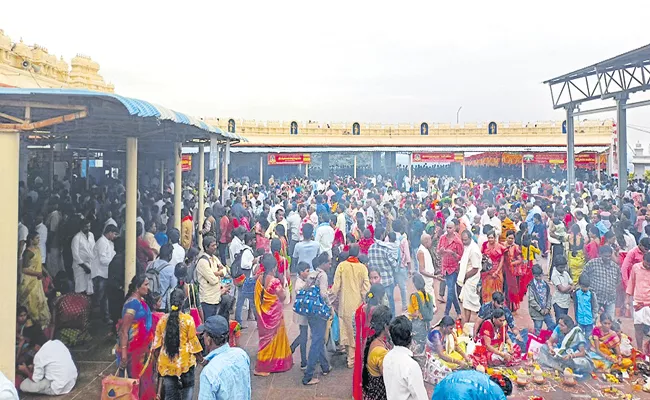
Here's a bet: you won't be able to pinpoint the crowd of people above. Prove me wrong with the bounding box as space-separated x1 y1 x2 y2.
9 170 650 399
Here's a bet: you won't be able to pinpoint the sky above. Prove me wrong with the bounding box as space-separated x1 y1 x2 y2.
3 0 650 146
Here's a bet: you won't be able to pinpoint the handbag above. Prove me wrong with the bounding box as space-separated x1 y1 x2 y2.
187 284 202 328
101 349 152 400
481 254 493 272
293 272 331 320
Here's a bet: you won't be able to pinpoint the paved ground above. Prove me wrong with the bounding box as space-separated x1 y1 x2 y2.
21 270 650 400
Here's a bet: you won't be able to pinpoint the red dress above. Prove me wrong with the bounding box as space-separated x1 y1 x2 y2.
503 244 523 311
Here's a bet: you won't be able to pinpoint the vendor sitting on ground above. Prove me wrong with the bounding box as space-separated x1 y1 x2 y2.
588 313 633 371
538 315 594 376
472 308 522 367
17 336 77 396
475 291 527 350
429 316 472 370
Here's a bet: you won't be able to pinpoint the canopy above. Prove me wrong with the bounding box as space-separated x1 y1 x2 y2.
0 88 246 152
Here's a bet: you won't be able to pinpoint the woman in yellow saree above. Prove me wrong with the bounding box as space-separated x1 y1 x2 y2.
254 254 293 376
589 314 633 371
18 232 51 328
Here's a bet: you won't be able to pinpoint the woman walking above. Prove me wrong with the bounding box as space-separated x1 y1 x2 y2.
153 288 203 400
353 284 387 400
254 254 293 376
481 231 505 304
360 305 392 400
503 230 523 311
117 275 156 399
18 232 51 328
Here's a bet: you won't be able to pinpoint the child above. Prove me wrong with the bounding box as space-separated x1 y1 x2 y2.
550 256 573 319
527 265 556 335
290 262 310 369
216 295 241 347
408 274 436 355
571 273 598 341
358 229 375 255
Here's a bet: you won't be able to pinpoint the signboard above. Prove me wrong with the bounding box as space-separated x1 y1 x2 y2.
268 153 311 165
411 152 464 163
181 154 192 172
523 152 566 165
209 137 219 170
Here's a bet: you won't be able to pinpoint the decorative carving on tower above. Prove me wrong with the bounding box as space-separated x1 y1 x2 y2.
0 29 114 92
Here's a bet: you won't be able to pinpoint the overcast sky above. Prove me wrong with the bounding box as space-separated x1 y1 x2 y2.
3 0 650 145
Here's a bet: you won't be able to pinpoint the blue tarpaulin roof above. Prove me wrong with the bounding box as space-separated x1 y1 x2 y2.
0 88 247 142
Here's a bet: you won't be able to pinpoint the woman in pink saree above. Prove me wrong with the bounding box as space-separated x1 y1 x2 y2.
254 254 293 376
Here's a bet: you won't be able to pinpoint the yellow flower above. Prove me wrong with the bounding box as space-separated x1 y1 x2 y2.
171 305 179 311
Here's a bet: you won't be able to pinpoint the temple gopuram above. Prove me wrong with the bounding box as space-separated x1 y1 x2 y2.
0 29 114 92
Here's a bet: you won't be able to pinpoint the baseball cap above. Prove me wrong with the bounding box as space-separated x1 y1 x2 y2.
196 315 229 336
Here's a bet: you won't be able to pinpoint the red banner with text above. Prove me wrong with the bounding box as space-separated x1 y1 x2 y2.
268 153 312 165
181 154 192 172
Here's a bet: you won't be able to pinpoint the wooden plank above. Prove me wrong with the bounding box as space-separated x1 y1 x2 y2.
0 110 88 131
0 100 87 111
0 112 24 124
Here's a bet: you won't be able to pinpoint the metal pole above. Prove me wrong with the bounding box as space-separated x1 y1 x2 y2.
174 142 182 230
259 155 263 184
597 152 601 183
408 153 413 184
213 144 220 200
353 154 357 179
160 160 165 194
521 158 525 180
462 154 466 179
305 163 309 178
85 144 90 190
198 144 205 250
456 106 462 124
566 107 575 195
124 137 138 294
617 95 629 199
50 141 54 189
0 129 19 380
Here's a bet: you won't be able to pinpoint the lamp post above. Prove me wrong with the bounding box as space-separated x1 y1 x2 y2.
456 106 463 124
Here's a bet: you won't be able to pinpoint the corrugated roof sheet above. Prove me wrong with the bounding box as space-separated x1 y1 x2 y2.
0 88 246 141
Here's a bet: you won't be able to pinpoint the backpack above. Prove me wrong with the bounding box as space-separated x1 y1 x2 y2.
293 272 331 320
146 261 172 299
230 247 250 281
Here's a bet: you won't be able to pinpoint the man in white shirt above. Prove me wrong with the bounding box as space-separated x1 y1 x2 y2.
71 221 95 295
92 225 118 324
0 371 18 399
35 215 48 265
168 228 186 274
383 316 429 400
285 204 302 250
19 339 78 396
315 215 335 257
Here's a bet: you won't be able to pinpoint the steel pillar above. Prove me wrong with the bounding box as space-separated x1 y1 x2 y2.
566 107 575 195
125 137 138 293
617 95 629 198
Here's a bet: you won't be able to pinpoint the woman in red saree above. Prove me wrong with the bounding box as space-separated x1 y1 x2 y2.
353 284 386 400
503 230 524 311
481 231 505 304
253 254 293 376
584 226 601 261
116 275 156 399
472 308 522 368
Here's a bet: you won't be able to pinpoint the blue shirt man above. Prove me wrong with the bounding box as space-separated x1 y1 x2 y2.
198 316 251 400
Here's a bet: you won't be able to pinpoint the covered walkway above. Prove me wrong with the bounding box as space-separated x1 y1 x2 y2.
0 88 241 380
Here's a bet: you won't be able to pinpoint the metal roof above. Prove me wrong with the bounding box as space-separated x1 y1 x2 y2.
544 44 650 85
0 88 247 143
543 43 650 109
